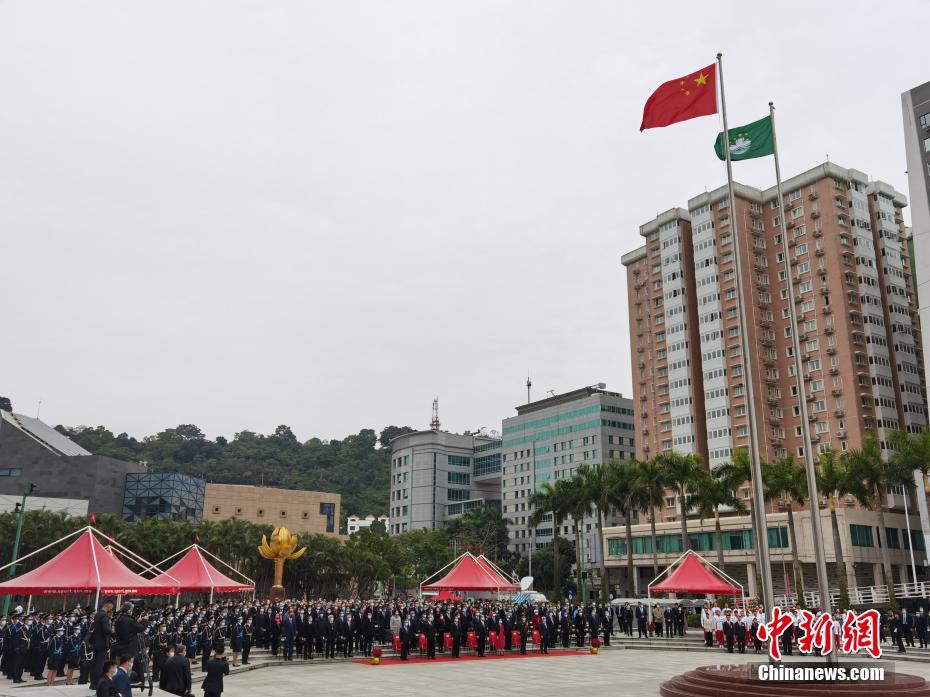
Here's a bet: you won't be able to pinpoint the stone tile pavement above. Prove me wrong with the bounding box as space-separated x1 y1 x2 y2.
212 649 930 697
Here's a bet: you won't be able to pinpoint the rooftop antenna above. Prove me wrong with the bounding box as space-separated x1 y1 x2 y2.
526 374 532 404
36 400 41 419
430 397 441 431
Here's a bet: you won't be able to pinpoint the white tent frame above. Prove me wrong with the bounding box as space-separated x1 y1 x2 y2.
419 552 519 600
0 526 180 609
646 549 746 612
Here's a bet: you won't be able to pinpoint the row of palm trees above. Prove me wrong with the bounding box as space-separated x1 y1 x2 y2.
527 429 930 606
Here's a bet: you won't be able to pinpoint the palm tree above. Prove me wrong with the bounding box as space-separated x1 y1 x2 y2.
688 466 743 574
656 452 703 553
556 476 591 603
576 462 620 602
609 461 639 598
629 458 666 578
529 481 569 597
763 455 808 597
816 447 859 607
889 429 930 497
715 448 767 567
844 435 914 601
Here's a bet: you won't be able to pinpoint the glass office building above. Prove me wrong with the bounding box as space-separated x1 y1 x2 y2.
122 472 205 522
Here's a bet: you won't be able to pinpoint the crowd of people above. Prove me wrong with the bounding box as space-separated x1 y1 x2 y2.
0 595 920 695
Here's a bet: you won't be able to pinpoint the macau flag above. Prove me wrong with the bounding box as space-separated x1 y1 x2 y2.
714 115 774 161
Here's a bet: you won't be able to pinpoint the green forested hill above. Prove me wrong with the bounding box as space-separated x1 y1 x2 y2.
56 423 415 523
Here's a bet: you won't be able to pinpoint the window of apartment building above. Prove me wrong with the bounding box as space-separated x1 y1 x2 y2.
849 524 873 547
925 137 930 154
920 113 930 129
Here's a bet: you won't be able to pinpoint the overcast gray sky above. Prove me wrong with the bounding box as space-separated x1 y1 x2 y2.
2 1 927 441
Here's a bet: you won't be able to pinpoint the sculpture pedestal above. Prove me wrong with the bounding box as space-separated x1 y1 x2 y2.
269 585 286 602
660 664 929 697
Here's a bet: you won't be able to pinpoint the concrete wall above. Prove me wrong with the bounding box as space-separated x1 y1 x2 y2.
0 422 144 513
202 483 342 536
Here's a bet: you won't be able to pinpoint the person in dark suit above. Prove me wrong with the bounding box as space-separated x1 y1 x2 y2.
399 621 413 661
423 618 436 659
722 611 736 653
474 615 487 657
112 655 134 697
340 613 355 658
917 607 928 649
113 605 145 666
202 650 229 697
300 611 313 660
516 613 529 655
360 611 374 657
90 603 114 688
241 619 253 665
901 607 914 648
635 603 647 638
323 615 337 659
281 611 297 661
892 612 906 654
537 616 549 654
95 660 118 697
159 645 192 697
449 616 462 658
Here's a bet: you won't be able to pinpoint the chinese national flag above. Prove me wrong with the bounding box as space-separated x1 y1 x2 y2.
640 64 717 131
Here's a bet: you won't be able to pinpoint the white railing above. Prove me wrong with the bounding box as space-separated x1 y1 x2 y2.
764 582 930 609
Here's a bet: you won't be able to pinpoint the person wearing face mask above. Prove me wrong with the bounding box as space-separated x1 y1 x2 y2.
64 626 82 686
159 644 191 696
230 619 244 668
45 625 67 686
281 610 297 661
28 615 49 681
241 618 253 665
95 659 118 697
323 614 337 660
199 622 213 672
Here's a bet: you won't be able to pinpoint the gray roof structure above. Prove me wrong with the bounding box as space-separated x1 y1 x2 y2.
0 412 91 456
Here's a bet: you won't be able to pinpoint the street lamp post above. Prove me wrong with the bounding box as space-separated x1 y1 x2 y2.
3 483 36 616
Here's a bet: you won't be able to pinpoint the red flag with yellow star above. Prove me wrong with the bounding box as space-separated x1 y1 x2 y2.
640 64 717 131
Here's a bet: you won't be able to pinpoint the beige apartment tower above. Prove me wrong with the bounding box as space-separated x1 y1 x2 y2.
616 162 929 597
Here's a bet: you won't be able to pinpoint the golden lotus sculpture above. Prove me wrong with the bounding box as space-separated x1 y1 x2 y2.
258 526 306 600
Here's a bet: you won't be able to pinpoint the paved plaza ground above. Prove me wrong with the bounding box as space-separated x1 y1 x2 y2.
208 649 930 697
3 649 929 697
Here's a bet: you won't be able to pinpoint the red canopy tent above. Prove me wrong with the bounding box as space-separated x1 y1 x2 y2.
0 527 179 607
475 554 520 589
648 550 743 597
421 552 520 597
150 545 254 602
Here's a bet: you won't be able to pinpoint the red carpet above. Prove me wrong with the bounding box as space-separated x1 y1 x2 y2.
355 650 588 666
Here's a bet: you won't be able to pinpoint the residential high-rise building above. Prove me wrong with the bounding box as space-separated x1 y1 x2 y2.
616 161 929 596
501 386 635 576
903 81 930 410
388 429 502 535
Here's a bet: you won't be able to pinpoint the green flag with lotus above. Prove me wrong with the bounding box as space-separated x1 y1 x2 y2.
714 115 774 161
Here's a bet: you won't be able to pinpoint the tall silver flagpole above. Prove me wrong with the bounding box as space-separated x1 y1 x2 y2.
770 100 837 665
716 52 775 619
